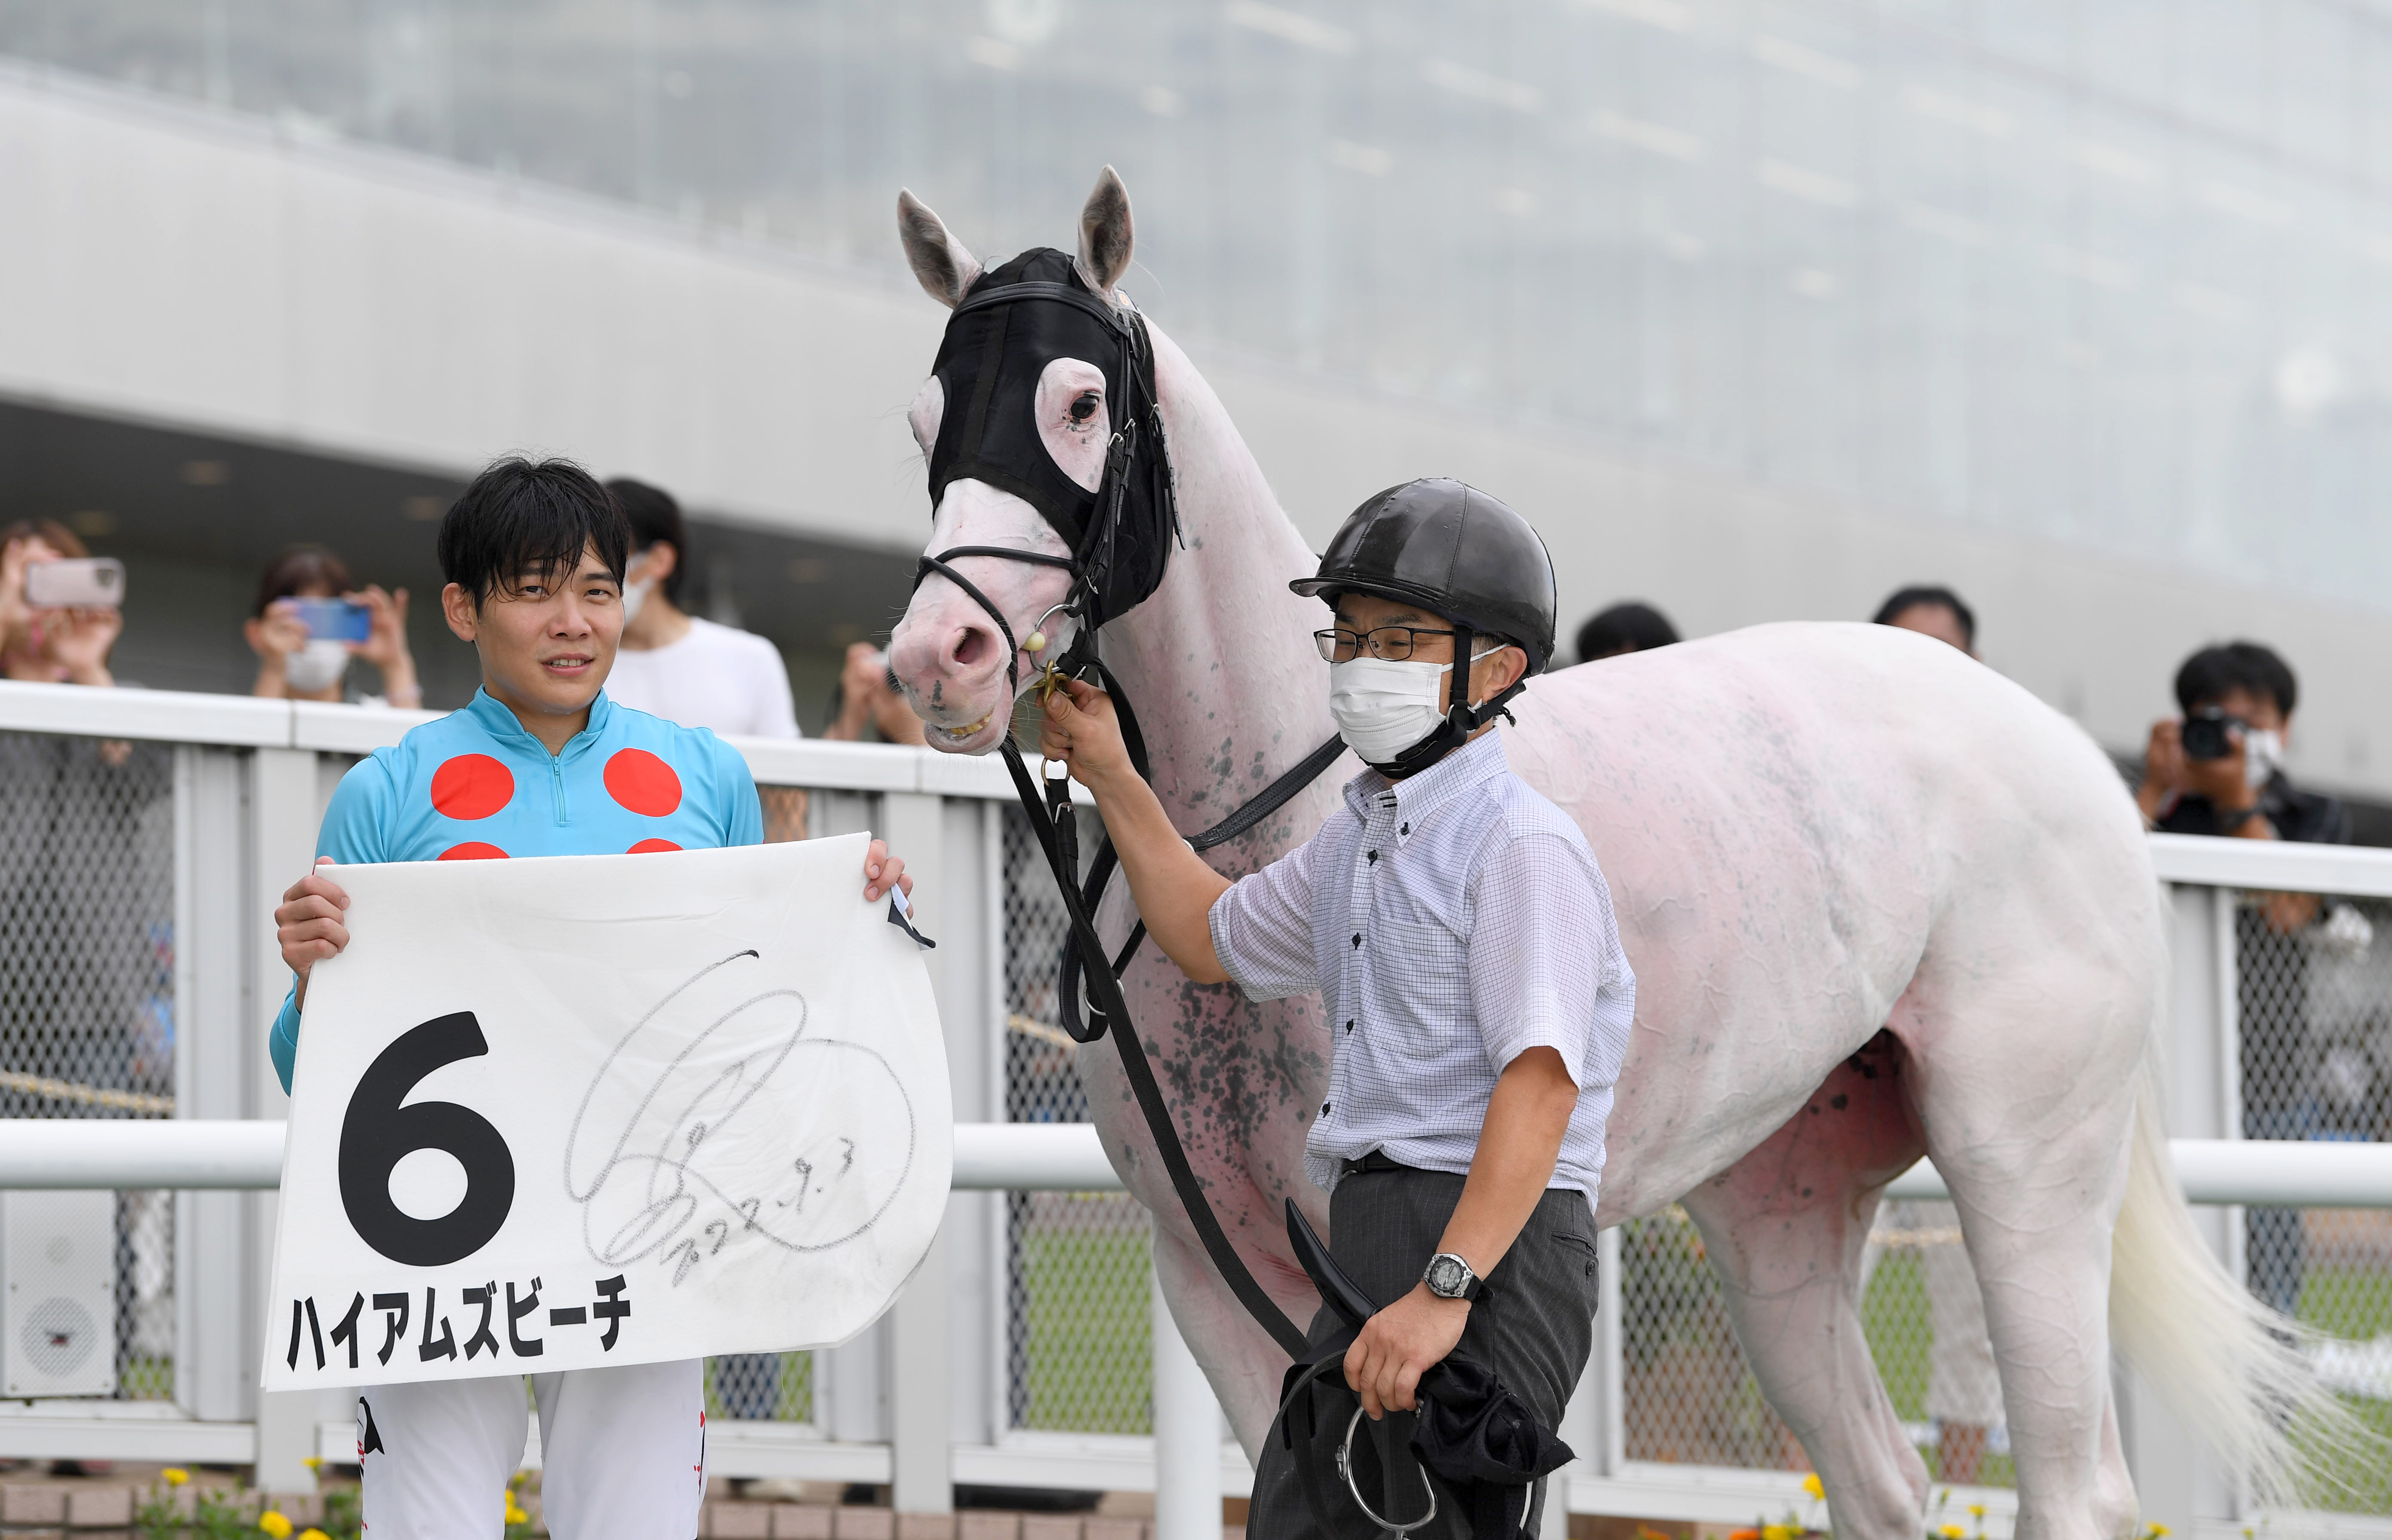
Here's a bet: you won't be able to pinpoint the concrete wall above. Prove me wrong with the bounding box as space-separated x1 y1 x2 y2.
5 63 2389 798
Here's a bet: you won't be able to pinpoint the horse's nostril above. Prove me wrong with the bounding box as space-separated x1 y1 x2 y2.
952 628 988 668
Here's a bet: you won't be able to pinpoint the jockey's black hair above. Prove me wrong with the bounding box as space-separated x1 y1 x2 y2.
2176 640 2300 719
439 457 629 609
1872 584 1976 650
606 477 689 604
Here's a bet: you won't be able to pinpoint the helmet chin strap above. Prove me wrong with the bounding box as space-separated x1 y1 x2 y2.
1369 623 1528 780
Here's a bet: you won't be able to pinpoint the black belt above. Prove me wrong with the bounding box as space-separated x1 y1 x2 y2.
1339 1150 1422 1178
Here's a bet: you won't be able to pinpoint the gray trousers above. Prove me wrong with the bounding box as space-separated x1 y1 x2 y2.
1247 1167 1600 1539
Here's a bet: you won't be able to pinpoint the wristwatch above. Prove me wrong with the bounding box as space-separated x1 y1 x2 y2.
1421 1252 1484 1302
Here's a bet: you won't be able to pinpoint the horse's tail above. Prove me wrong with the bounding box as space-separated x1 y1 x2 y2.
2107 1014 2376 1503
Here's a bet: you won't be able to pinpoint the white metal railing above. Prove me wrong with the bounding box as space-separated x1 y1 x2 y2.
12 1119 2386 1209
0 683 2387 1534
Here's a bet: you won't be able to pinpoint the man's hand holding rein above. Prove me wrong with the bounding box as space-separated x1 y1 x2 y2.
1040 677 1231 985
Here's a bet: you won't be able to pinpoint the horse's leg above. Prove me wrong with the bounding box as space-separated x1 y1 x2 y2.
1153 1225 1309 1457
1906 1030 2142 1540
1882 873 2157 1540
1677 1046 1928 1540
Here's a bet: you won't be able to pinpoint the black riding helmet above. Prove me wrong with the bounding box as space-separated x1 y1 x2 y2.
1292 478 1558 775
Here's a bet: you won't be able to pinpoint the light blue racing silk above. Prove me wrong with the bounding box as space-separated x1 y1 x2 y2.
268 688 763 1092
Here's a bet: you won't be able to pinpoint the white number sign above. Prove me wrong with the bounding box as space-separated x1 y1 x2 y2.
262 833 951 1391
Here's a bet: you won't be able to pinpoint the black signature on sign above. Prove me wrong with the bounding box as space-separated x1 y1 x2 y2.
562 949 917 1284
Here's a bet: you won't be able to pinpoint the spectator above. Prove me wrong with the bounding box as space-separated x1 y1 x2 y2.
1865 582 1998 1480
2136 641 2352 1318
1872 585 1977 658
1574 601 1679 663
0 521 120 688
0 522 154 1479
601 479 800 740
601 478 802 1443
821 642 928 746
245 547 421 707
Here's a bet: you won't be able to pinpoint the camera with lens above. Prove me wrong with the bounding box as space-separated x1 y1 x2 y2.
2181 709 2244 762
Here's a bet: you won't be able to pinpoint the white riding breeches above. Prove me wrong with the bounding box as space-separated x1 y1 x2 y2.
356 1358 706 1539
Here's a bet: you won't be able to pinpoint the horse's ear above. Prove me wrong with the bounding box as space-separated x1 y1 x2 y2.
897 189 980 309
1077 166 1134 301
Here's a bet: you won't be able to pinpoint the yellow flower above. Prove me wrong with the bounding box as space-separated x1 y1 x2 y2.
161 1469 190 1487
1800 1474 1824 1500
302 1456 322 1471
300 1531 333 1540
2150 1529 2172 1539
1763 1525 1799 1540
1941 1526 1967 1538
1967 1508 1985 1520
504 1498 530 1525
259 1513 295 1539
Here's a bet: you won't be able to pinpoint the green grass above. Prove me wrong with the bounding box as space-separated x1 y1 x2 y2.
1858 1252 2016 1488
1019 1223 1153 1434
2292 1262 2392 1514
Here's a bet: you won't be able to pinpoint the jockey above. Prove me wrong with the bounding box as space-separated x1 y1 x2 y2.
267 457 912 1540
1040 477 1635 1537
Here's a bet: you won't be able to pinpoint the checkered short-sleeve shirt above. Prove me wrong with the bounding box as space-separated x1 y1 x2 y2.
1207 731 1635 1211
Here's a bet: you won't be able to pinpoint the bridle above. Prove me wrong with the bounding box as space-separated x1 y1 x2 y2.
910 255 1342 1360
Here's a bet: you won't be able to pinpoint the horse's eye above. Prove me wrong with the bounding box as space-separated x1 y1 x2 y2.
1069 391 1100 424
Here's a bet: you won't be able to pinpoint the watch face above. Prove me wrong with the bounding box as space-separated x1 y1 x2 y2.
1426 1256 1467 1296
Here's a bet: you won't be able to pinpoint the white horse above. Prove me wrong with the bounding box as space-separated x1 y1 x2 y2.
885 169 2333 1540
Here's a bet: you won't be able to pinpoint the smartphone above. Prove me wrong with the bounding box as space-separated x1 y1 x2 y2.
288 597 372 643
23 558 125 608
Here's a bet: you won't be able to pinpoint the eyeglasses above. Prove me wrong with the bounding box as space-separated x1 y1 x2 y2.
1313 625 1460 663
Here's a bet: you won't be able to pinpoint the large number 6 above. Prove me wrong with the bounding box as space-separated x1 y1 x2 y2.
338 1011 516 1267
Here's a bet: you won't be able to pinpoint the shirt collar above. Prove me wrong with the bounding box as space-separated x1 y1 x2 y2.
465 686 615 760
1341 730 1509 849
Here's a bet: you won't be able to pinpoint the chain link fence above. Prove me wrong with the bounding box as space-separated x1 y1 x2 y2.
0 731 176 1401
1001 808 1152 1436
3 726 2384 1506
2235 892 2392 1511
1619 885 2392 1508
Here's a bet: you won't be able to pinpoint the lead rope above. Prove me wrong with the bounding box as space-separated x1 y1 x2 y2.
998 734 1311 1358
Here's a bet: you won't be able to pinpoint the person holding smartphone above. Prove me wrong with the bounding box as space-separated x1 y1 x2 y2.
0 520 122 689
246 547 422 707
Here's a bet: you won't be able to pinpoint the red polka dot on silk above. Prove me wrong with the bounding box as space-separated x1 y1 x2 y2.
430 754 514 821
628 839 682 854
437 842 510 861
603 749 682 817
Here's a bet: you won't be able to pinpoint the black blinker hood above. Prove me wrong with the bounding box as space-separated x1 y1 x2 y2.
925 248 1178 634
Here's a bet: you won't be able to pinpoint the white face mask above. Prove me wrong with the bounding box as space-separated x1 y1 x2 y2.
285 638 350 693
621 573 657 625
2244 727 2284 790
1328 656 1457 765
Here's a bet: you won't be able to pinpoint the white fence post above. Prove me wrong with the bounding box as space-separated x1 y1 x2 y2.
883 790 955 1516
1151 1263 1221 1540
248 747 321 1491
2113 882 2241 1532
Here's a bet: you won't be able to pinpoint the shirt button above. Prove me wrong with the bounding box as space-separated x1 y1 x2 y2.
1321 1102 1332 1116
1346 1019 1355 1034
1351 933 1362 948
1400 822 1410 836
1367 849 1379 864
